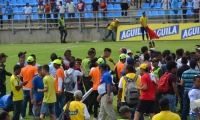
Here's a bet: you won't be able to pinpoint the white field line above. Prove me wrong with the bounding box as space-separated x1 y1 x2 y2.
8 45 84 58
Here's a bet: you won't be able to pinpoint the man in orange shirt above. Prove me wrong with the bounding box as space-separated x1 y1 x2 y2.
114 53 126 83
114 53 126 112
44 1 52 27
89 58 105 120
53 59 65 119
20 56 38 119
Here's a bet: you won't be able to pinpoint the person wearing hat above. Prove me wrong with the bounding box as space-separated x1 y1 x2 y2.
102 18 120 42
17 52 28 68
119 106 132 119
134 63 156 120
30 54 40 68
52 59 65 118
140 12 149 41
97 63 116 120
115 53 126 83
63 90 90 120
64 61 84 103
152 98 180 120
88 58 105 120
127 49 133 58
118 65 142 120
20 56 38 119
180 59 200 120
0 53 12 98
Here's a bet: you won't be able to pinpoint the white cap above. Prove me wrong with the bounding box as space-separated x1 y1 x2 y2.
127 49 132 54
196 47 200 50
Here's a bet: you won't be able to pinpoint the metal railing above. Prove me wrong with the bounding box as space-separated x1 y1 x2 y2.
0 8 199 34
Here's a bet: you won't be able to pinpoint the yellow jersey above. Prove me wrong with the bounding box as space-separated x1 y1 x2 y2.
152 111 181 120
63 101 85 120
107 22 116 30
43 75 56 103
10 75 23 101
140 16 147 27
120 73 141 102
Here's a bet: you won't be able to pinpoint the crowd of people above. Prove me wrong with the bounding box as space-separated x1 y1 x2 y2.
0 43 200 120
0 0 199 29
0 0 111 28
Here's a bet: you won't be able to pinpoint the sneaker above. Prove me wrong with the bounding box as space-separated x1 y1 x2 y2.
102 38 105 42
20 116 24 119
24 25 27 28
28 112 34 116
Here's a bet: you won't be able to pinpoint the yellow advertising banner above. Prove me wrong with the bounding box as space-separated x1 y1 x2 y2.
116 23 200 41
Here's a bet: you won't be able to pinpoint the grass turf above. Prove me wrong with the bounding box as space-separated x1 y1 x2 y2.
0 41 197 120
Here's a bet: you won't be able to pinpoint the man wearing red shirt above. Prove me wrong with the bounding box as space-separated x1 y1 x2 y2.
77 0 87 27
134 63 156 120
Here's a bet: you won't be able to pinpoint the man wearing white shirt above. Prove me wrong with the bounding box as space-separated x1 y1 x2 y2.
64 61 83 103
66 0 76 27
192 0 200 22
0 3 3 28
59 1 66 14
188 75 200 120
23 3 34 28
161 0 171 23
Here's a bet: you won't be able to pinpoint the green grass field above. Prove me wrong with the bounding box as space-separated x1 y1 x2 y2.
0 41 197 120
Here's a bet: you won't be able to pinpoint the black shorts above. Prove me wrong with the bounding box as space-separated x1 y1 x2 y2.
68 13 75 18
135 99 155 114
8 15 12 19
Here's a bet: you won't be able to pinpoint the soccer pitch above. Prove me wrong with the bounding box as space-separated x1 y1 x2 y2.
0 41 197 120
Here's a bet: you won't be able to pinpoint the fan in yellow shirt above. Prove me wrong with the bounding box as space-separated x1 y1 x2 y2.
10 65 28 120
38 64 56 120
103 18 120 42
152 98 180 120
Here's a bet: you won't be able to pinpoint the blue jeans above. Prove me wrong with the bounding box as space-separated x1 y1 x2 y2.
173 10 178 21
55 93 65 118
121 102 144 120
181 90 190 120
40 102 55 115
162 94 176 113
21 90 31 118
105 30 114 41
183 9 187 19
12 100 23 120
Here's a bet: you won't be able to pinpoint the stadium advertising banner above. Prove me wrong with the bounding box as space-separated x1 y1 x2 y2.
116 23 200 41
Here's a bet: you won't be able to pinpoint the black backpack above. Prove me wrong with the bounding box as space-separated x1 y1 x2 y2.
58 102 71 120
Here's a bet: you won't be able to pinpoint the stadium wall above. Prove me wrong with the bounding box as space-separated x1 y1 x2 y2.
0 27 113 44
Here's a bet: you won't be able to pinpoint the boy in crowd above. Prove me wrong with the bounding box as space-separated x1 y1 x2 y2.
151 58 163 114
30 66 44 117
10 65 28 120
53 59 65 118
188 75 200 120
38 65 56 120
152 98 180 120
134 63 156 120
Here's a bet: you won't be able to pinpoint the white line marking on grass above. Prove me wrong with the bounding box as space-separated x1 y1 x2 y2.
8 45 84 58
